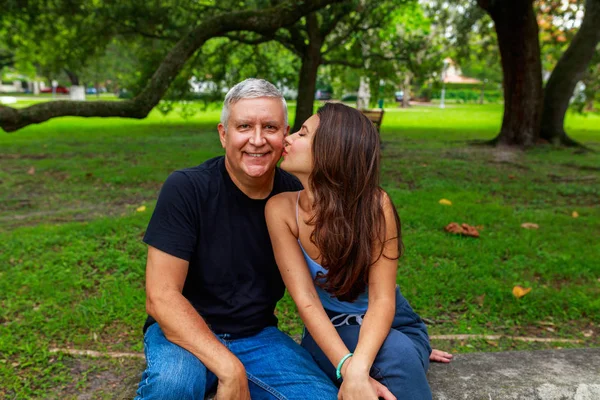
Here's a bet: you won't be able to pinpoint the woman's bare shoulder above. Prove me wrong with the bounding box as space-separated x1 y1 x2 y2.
266 191 300 216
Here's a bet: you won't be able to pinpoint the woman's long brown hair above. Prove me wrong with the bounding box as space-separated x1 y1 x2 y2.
308 103 403 302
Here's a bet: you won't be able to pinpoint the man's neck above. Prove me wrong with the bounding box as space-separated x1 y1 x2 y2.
224 158 276 199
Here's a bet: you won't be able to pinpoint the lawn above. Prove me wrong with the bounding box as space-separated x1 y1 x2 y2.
1 102 599 398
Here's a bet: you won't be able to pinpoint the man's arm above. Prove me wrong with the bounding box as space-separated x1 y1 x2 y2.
145 246 250 399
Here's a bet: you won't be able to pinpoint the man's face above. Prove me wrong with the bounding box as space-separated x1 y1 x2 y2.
218 97 289 180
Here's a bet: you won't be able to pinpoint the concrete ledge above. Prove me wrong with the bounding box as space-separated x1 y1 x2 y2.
428 348 600 399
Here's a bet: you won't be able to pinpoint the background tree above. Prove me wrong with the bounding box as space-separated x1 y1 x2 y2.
540 0 600 145
0 0 343 132
225 0 415 130
433 0 599 148
476 0 544 147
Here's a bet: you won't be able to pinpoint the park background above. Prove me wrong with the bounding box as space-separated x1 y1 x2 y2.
1 0 599 398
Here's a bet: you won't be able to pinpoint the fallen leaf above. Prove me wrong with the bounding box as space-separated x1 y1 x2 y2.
508 175 516 179
512 285 532 298
444 222 480 238
572 211 579 218
521 222 539 229
476 294 486 306
27 166 35 175
136 205 147 212
439 199 452 206
485 340 498 347
582 330 593 338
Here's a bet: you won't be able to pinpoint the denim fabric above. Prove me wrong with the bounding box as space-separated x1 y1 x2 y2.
135 324 338 400
301 291 433 400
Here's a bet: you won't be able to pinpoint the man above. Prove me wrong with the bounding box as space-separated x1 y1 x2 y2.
135 79 339 400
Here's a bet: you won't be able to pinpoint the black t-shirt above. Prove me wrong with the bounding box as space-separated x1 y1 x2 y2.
142 156 302 337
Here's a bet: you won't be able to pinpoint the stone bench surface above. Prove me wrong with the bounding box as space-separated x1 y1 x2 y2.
428 347 600 400
141 347 600 400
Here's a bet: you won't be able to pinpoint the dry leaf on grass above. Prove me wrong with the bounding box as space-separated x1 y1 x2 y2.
136 205 147 212
521 222 539 229
476 294 486 306
512 285 532 298
572 211 579 218
444 222 480 238
27 166 35 175
439 199 452 206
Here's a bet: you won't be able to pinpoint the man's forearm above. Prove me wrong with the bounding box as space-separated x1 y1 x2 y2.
147 290 244 380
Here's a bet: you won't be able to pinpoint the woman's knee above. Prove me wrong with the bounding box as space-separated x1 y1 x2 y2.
371 332 431 399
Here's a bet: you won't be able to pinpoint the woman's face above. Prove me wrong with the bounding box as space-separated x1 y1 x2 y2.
280 114 319 175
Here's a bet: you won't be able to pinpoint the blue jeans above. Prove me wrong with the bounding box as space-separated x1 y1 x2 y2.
301 288 433 400
135 324 338 400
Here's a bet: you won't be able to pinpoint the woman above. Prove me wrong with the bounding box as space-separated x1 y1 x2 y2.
265 103 450 400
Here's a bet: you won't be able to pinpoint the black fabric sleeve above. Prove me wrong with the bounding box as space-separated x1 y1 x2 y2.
143 171 199 261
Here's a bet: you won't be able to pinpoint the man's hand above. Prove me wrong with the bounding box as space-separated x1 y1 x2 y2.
215 362 250 400
430 349 453 363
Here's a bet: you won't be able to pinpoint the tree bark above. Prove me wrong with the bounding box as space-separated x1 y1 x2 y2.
401 74 411 108
293 13 323 132
0 0 342 133
478 0 543 147
479 82 485 105
540 0 600 146
64 69 80 86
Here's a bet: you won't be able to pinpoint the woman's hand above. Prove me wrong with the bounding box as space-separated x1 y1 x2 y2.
430 348 453 363
337 358 396 400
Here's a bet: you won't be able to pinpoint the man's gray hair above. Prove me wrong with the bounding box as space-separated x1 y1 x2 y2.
220 78 288 130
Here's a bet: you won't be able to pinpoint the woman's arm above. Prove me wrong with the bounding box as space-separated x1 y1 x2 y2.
343 192 399 382
265 194 354 375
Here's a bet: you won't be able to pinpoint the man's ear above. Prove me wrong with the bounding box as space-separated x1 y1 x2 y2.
217 123 227 149
284 125 291 136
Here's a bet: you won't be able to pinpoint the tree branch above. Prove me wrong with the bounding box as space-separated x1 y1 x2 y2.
0 0 343 133
221 32 275 45
286 25 309 54
322 58 363 68
323 51 410 68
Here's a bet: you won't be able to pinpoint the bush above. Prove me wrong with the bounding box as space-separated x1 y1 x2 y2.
430 89 503 103
341 93 358 102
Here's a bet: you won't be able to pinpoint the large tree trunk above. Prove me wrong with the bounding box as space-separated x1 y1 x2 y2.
293 13 323 132
541 0 600 146
64 69 80 86
478 0 543 147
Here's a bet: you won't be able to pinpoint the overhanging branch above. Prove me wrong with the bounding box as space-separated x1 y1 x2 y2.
0 0 343 133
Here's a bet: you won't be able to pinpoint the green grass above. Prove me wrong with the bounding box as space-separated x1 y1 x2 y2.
1 103 599 398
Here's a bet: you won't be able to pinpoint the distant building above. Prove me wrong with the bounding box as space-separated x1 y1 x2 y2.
442 58 481 84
